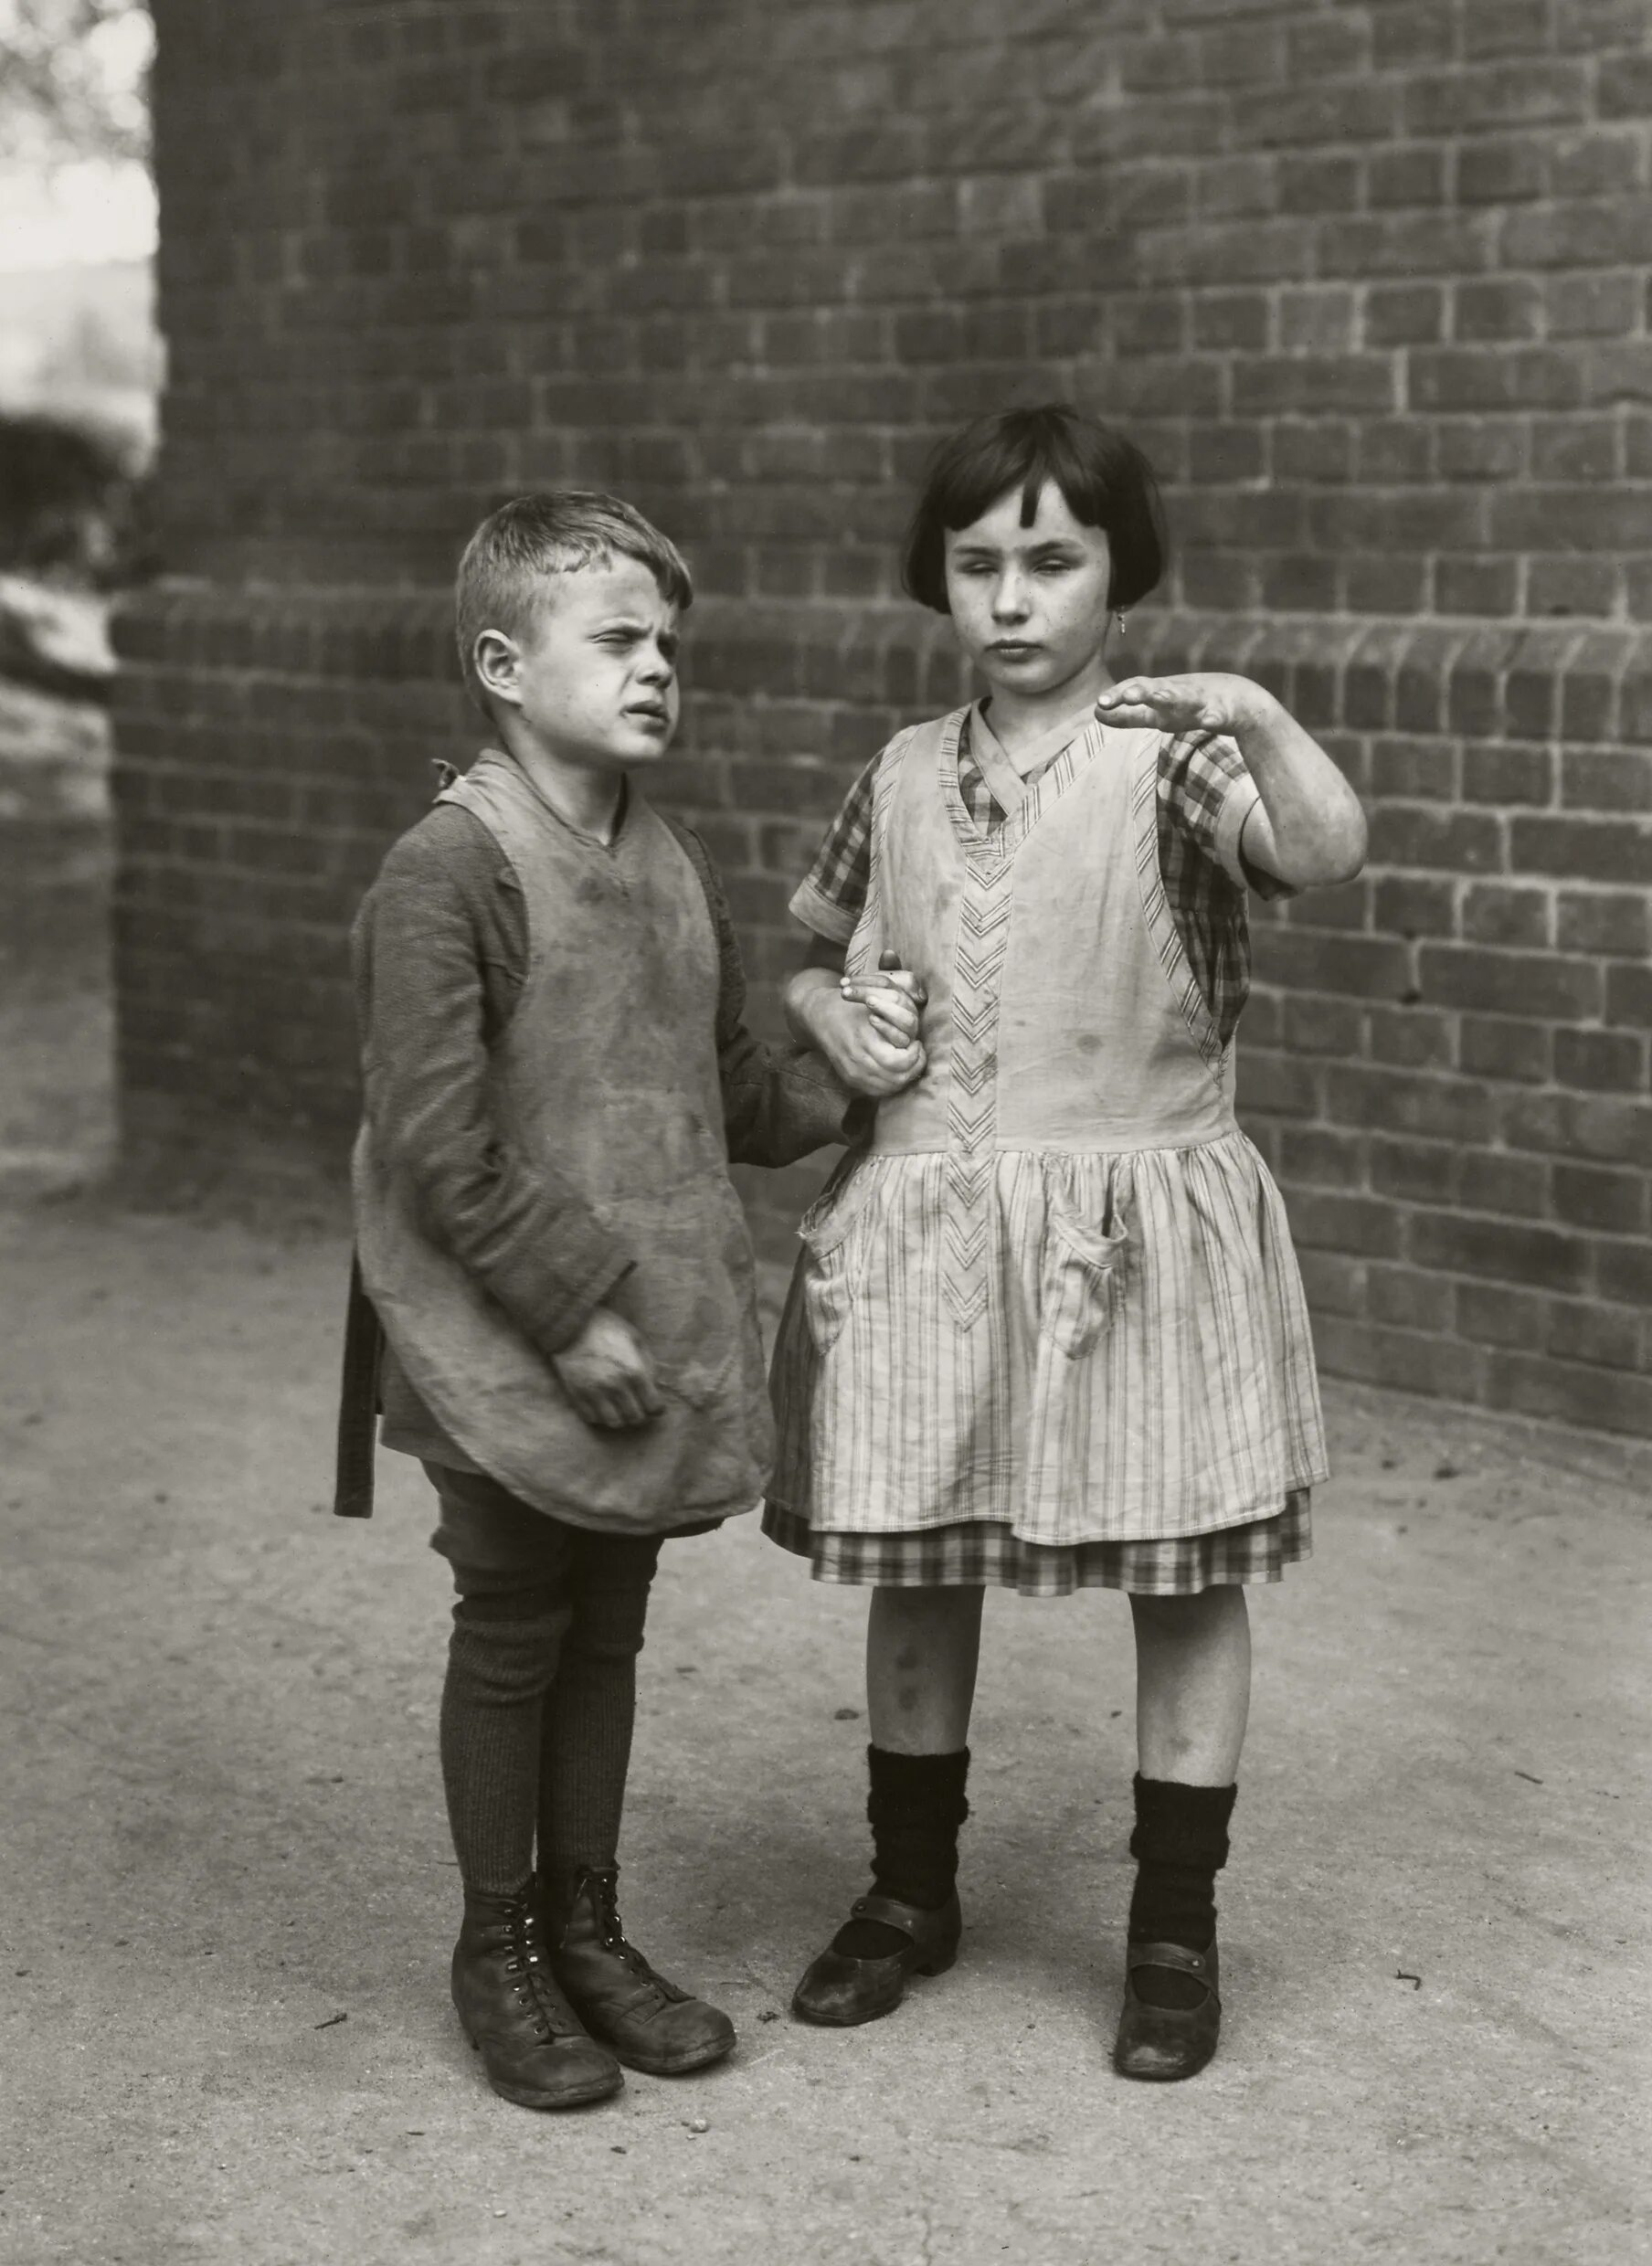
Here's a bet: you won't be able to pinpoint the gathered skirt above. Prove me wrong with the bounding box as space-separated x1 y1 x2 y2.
767 1132 1328 1581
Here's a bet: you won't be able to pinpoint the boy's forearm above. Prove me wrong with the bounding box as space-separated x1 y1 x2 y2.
783 964 840 1049
1230 687 1368 888
380 1106 634 1355
719 1023 862 1169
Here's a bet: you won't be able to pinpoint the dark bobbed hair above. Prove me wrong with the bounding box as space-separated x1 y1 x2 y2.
900 403 1169 616
454 489 693 713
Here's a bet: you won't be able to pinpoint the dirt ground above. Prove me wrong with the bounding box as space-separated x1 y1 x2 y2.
0 1185 1647 2266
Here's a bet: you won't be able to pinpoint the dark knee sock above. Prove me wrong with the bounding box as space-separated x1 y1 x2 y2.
832 1746 970 1960
535 1541 658 1921
1127 1774 1236 2010
439 1584 570 1897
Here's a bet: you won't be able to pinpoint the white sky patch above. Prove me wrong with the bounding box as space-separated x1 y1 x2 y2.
1 155 156 269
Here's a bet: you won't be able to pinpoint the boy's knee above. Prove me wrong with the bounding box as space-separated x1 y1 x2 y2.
448 1579 574 1706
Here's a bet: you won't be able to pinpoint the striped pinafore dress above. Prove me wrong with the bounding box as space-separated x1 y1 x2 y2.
764 707 1329 1595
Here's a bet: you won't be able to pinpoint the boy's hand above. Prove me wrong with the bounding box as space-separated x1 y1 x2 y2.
552 1309 663 1430
1095 672 1274 741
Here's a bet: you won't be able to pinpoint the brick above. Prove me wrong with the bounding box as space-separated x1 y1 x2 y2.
1605 961 1652 1030
1551 1301 1645 1375
1455 1281 1552 1351
1469 1151 1551 1217
1509 818 1652 886
1457 1014 1551 1083
1461 884 1551 948
1456 137 1547 205
1551 1163 1649 1234
1552 1026 1647 1094
1368 806 1504 874
1310 1318 1488 1404
1374 875 1457 937
1276 1125 1367 1188
1556 890 1650 957
1364 285 1445 346
1286 1189 1405 1259
1463 746 1554 808
1499 1090 1652 1167
1235 1049 1322 1118
1367 1005 1455 1070
1252 927 1414 1001
1296 1249 1369 1316
1329 1065 1495 1145
1367 1263 1455 1334
1454 278 1542 344
1436 557 1521 617
1410 1212 1590 1294
1421 944 1601 1022
1597 1238 1652 1308
1485 1351 1652 1439
1559 752 1652 815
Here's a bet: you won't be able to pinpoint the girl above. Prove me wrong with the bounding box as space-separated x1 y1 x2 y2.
766 404 1366 2081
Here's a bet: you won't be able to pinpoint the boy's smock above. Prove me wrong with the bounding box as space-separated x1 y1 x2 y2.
343 750 856 1534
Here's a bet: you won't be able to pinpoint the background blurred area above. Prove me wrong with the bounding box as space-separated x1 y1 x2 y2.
0 0 158 1190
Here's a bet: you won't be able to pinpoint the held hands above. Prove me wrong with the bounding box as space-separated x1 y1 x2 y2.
552 1307 663 1431
1095 671 1275 741
805 950 927 1098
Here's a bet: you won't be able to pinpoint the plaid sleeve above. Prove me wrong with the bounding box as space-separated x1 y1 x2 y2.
1160 731 1292 901
788 755 878 943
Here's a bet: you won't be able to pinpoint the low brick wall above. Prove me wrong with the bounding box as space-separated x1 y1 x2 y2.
112 585 1652 1437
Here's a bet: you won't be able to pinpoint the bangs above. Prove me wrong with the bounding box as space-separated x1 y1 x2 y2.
936 406 1117 535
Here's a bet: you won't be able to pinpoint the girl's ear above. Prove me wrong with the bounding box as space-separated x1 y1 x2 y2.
473 629 522 707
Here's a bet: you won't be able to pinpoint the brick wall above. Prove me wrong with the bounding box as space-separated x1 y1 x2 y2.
118 0 1652 1435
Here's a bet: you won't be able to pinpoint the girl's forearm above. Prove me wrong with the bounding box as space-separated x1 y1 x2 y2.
1231 689 1368 887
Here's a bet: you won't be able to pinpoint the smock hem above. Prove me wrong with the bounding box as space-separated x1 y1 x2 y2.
761 1490 1312 1596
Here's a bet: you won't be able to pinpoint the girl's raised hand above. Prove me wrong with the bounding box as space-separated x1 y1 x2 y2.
1094 672 1267 738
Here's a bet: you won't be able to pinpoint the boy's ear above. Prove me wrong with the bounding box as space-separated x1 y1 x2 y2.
473 629 523 709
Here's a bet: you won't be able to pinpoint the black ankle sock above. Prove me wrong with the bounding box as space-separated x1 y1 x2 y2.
1127 1774 1236 2010
832 1746 970 1961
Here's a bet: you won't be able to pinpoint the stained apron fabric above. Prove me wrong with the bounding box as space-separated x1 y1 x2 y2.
767 709 1328 1569
355 752 772 1536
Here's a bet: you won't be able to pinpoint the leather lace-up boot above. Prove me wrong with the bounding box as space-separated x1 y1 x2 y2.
451 1884 623 2109
549 1867 736 2076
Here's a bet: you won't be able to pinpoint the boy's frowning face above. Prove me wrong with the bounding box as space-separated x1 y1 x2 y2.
476 555 681 773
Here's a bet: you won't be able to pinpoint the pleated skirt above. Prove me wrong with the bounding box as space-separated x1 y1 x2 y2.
766 1131 1328 1588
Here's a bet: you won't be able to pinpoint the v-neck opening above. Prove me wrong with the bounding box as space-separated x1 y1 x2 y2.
938 708 1104 861
482 747 630 852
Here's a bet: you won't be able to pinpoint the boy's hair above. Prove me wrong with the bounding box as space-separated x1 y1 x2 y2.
901 404 1168 616
454 490 694 712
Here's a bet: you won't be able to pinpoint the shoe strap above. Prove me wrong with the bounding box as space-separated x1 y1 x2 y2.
852 1890 950 1939
1126 1939 1217 1988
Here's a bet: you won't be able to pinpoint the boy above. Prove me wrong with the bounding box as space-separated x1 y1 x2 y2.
333 492 920 2111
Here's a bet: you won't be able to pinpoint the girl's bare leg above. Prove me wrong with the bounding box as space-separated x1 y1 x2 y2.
865 1584 985 1754
1129 1584 1250 1784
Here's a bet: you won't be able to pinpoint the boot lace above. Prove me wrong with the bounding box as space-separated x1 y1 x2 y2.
500 1897 578 2040
584 1868 685 2002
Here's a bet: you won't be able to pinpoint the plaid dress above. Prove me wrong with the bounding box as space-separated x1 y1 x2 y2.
763 706 1324 1596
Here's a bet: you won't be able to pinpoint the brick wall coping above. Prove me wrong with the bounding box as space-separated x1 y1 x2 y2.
115 579 1652 747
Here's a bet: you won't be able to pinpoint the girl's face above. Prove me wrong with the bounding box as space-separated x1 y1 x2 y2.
943 482 1113 699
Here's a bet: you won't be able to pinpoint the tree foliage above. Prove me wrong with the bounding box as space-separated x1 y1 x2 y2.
0 0 153 167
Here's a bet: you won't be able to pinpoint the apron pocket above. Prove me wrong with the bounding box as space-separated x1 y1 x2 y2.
797 1159 881 1355
1040 1202 1128 1361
